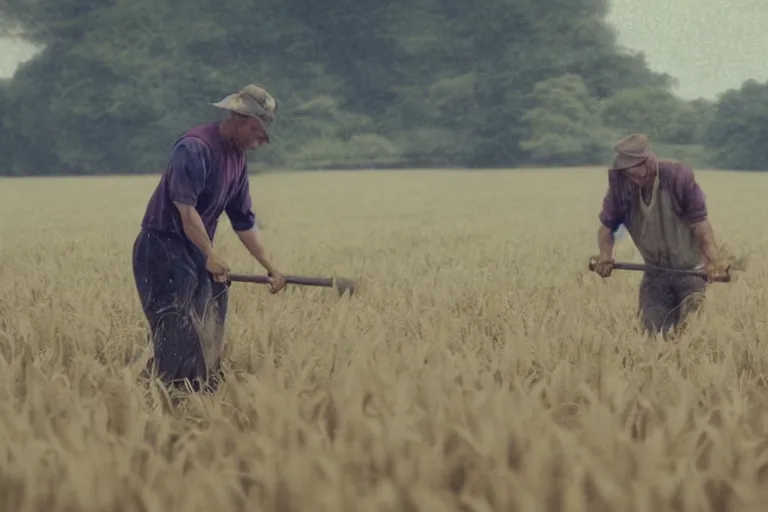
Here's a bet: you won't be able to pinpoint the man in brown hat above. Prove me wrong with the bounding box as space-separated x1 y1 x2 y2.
592 133 730 337
132 84 286 391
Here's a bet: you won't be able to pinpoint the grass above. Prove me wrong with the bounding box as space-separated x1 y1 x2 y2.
1 167 767 511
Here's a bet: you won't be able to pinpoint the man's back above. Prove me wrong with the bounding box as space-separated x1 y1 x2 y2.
140 121 249 241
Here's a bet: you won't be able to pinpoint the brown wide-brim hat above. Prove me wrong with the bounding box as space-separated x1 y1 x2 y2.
610 133 652 171
211 84 278 133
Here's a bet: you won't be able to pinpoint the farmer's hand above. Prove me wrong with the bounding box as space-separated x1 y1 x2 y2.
267 270 286 294
206 252 230 283
705 259 730 283
593 257 614 278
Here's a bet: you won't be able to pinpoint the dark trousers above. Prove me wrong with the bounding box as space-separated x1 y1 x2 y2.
638 271 707 338
132 228 228 392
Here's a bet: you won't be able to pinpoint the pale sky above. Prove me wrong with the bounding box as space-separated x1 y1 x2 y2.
1 0 767 100
606 0 768 99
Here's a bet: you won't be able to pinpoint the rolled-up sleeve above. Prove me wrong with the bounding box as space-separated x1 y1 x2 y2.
167 138 210 206
225 166 257 231
671 165 708 224
598 173 626 231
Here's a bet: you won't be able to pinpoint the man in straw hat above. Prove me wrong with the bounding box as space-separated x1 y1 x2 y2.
132 84 286 392
592 133 730 337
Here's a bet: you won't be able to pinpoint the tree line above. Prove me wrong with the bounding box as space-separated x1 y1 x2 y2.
0 0 766 175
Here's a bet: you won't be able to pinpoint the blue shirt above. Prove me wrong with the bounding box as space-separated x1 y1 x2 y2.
140 121 257 241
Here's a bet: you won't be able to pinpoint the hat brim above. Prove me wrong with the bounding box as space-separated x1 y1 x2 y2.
610 153 648 171
211 95 274 132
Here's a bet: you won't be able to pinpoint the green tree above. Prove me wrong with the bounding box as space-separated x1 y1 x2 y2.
669 98 716 145
0 78 12 174
599 87 681 140
0 0 678 174
599 87 716 146
705 79 768 171
520 74 612 165
283 96 401 168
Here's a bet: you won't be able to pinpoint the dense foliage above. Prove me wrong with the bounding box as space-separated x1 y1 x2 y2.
0 0 763 174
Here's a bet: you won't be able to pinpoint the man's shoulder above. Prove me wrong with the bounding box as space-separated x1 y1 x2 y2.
166 138 211 171
659 159 693 173
173 135 211 151
659 160 696 187
174 122 219 148
170 132 216 160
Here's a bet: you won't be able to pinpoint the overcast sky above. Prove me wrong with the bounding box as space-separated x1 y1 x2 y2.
606 0 768 99
1 0 767 100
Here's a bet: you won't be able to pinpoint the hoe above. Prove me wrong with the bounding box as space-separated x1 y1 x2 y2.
588 256 732 283
226 272 357 296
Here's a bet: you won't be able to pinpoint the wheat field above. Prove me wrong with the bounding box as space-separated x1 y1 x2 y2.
1 168 767 511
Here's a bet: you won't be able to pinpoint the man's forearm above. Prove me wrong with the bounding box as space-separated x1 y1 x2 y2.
235 227 278 274
175 202 214 257
598 225 615 259
691 219 718 264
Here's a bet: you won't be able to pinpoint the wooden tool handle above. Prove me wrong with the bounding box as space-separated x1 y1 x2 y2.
587 257 731 283
227 273 334 287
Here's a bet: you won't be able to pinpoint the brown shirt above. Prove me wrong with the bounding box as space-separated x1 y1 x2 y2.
599 161 708 232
